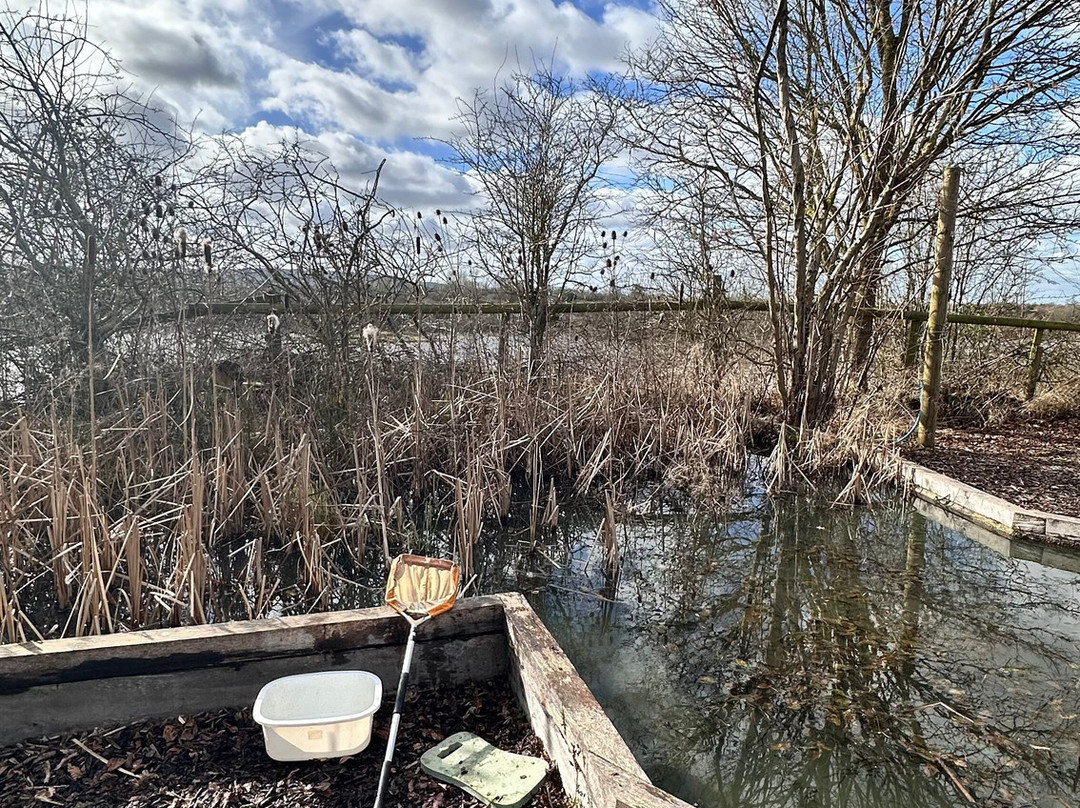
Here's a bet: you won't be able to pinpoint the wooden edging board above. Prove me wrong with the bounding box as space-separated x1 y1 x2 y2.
900 459 1080 544
500 592 693 808
0 593 693 808
0 596 507 744
913 498 1080 574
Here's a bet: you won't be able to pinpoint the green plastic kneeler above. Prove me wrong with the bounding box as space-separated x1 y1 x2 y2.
420 732 548 808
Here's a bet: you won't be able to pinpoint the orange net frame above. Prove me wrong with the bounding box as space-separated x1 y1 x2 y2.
385 554 460 617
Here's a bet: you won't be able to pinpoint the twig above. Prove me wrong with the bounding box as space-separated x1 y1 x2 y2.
938 759 974 803
547 583 623 604
70 737 139 779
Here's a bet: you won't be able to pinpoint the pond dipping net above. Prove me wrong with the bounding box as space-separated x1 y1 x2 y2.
384 554 460 617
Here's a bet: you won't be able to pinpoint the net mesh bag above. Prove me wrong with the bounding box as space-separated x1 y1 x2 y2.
385 554 460 617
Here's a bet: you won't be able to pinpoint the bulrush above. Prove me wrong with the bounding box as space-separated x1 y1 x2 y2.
173 226 188 259
0 308 767 645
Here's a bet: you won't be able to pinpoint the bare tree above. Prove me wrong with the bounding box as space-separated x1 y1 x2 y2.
894 145 1080 310
193 135 441 402
625 0 1080 428
445 62 620 372
0 5 193 389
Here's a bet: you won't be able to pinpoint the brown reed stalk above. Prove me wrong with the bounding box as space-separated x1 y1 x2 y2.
0 306 805 643
174 457 207 625
0 504 24 643
370 419 392 566
600 488 619 576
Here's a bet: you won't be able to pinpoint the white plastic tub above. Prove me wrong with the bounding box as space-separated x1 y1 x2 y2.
253 670 383 761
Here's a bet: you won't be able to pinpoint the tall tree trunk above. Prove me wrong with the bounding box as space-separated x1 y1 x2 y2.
851 0 901 388
775 0 812 429
525 293 548 378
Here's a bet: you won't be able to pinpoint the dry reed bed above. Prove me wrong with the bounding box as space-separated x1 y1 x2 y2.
0 329 752 643
5 309 1067 645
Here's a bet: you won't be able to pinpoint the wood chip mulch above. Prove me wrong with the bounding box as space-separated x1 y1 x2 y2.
0 680 572 808
903 416 1080 518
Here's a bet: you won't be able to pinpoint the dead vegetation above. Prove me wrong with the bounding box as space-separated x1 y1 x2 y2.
1 298 1077 644
0 311 760 642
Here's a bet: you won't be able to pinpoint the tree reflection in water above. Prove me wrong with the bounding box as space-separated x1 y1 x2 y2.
171 483 1080 807
512 496 1080 808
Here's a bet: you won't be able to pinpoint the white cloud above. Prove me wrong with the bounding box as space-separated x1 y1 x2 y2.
234 122 477 211
331 28 423 88
27 0 660 218
263 58 455 142
260 0 661 141
79 0 278 131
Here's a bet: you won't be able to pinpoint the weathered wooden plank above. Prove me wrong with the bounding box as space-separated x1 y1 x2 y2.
901 460 1080 547
0 632 506 746
0 597 503 691
1044 513 1080 543
593 757 696 808
500 592 693 808
0 592 693 805
1014 511 1050 535
902 462 1025 533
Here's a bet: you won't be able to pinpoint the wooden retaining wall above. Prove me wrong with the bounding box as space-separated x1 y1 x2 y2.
913 498 1080 574
501 593 691 808
901 460 1080 545
0 597 506 745
0 593 693 808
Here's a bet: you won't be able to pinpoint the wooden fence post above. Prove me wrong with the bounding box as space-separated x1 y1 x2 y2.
918 166 961 449
1025 327 1045 401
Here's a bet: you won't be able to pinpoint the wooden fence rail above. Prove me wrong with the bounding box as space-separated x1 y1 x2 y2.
157 297 1080 334
156 295 1077 403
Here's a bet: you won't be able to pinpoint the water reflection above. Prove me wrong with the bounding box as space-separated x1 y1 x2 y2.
507 496 1080 808
150 483 1080 808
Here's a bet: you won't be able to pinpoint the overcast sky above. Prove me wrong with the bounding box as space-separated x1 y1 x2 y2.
81 0 658 213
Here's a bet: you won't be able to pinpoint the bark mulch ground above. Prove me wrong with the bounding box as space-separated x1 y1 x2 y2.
903 416 1080 519
0 680 571 808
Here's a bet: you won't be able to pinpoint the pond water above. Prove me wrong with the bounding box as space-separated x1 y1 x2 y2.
491 483 1080 808
62 467 1080 808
